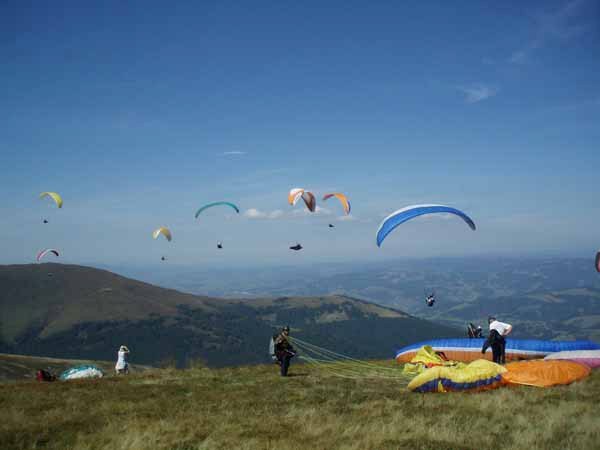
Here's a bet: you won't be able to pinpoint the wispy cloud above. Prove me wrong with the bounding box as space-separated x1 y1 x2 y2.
244 208 284 219
457 84 498 103
220 151 247 156
291 206 332 217
509 0 591 64
244 206 333 220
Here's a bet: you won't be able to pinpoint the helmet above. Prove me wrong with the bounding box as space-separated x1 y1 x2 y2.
488 316 496 323
282 325 290 332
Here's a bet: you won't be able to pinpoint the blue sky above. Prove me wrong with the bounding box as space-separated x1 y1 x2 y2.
1 0 599 268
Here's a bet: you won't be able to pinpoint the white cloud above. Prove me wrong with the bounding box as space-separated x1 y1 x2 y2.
245 205 333 220
291 205 333 217
337 214 357 222
509 0 590 64
220 151 247 156
244 208 285 219
268 210 284 219
244 208 265 219
458 85 498 103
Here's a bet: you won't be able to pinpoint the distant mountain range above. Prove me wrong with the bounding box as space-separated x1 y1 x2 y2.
106 257 600 342
0 264 458 367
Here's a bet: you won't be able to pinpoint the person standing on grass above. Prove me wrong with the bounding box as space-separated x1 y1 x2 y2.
274 326 296 377
115 345 130 375
482 316 512 364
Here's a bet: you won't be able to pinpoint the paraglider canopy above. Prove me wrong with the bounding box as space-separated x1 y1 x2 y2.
217 242 223 249
376 204 476 247
322 193 351 215
39 192 63 208
288 188 316 212
37 249 59 262
152 227 172 241
289 243 303 251
328 224 335 228
195 202 240 219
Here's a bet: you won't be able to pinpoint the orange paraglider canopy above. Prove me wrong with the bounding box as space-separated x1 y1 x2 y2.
502 360 590 388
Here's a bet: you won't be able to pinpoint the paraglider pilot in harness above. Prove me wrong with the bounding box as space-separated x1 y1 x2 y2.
467 323 483 338
273 326 296 377
481 316 512 364
425 293 435 307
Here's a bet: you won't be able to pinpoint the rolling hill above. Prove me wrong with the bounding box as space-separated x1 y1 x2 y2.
0 264 459 367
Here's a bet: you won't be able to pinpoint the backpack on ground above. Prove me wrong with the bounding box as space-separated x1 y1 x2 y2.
36 369 56 382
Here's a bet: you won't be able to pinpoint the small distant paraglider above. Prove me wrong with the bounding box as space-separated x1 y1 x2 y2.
153 227 172 261
328 224 335 228
290 243 303 251
39 191 63 223
376 204 476 247
37 249 59 262
425 292 435 307
217 242 223 249
288 188 316 212
322 193 351 215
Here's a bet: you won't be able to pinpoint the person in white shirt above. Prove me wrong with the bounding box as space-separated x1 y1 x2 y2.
482 316 512 364
489 317 512 337
115 345 130 375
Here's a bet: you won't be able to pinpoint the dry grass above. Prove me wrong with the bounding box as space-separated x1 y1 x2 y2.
1 362 599 450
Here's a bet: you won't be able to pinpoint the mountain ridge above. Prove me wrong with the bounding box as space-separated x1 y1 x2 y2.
0 263 457 367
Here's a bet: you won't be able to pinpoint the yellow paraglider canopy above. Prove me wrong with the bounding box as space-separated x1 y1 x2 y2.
39 192 63 208
152 227 172 241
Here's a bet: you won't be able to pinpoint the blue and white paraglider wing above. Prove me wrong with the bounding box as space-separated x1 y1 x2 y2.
376 204 476 247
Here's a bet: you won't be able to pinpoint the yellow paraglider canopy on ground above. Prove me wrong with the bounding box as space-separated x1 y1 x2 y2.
402 345 465 375
408 359 507 393
39 192 63 208
502 360 590 387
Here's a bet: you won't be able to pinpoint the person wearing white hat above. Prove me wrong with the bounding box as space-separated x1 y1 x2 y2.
115 345 130 375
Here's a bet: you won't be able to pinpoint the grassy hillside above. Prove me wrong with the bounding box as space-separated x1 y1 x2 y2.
0 263 216 342
1 362 598 450
0 264 459 367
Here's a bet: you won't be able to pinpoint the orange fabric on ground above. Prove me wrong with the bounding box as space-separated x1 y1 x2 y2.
502 360 590 387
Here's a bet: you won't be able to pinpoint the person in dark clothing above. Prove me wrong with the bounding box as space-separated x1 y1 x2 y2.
274 326 296 376
485 316 512 364
482 329 505 364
